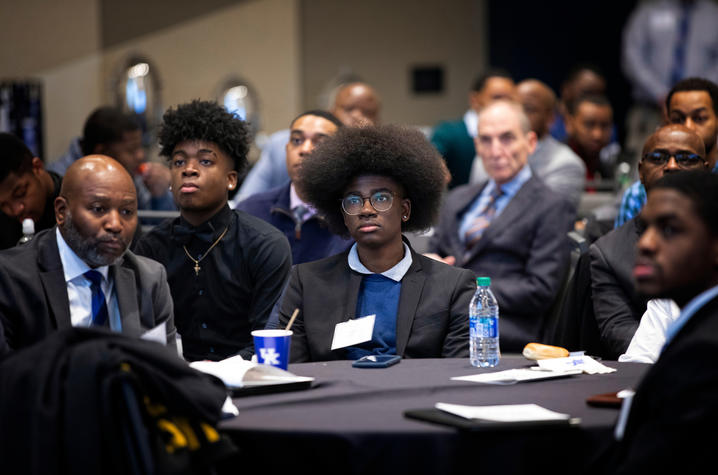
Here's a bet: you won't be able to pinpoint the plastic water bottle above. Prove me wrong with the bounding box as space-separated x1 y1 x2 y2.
470 276 500 367
16 218 34 245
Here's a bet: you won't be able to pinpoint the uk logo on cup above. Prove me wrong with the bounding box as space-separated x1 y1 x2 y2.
252 329 292 370
259 348 281 366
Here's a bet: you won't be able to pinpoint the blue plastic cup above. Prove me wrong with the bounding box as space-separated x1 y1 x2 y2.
252 329 292 370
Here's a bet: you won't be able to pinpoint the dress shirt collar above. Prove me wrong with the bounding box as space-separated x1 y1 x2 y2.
56 227 109 283
662 283 718 350
463 109 479 138
487 163 532 198
289 182 316 217
348 242 413 282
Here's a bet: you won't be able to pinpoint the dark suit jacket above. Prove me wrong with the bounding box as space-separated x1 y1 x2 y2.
589 217 649 359
429 175 574 351
237 182 352 264
601 294 718 473
277 246 476 362
0 228 176 351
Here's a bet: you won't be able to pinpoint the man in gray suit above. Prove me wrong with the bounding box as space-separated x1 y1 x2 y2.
0 155 175 352
517 79 586 207
429 100 575 351
470 80 586 208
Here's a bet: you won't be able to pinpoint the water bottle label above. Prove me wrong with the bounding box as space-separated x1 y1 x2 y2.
477 316 498 338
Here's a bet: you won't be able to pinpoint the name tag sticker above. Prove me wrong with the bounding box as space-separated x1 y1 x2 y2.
141 321 167 345
331 314 375 350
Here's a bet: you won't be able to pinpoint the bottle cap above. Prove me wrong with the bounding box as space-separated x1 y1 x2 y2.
476 276 491 286
22 218 34 235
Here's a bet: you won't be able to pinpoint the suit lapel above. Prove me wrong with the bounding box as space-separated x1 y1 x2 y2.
395 255 425 355
37 230 72 330
464 177 537 262
323 264 363 358
112 262 143 338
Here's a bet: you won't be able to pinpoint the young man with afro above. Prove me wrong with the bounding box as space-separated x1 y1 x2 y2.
275 125 476 362
134 100 291 361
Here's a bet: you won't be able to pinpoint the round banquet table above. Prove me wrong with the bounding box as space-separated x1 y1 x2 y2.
220 356 648 475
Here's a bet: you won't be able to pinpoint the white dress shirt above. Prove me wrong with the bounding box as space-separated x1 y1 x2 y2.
56 228 122 331
619 299 680 364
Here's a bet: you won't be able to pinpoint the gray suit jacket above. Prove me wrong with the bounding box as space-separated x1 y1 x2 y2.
277 246 476 362
589 217 649 359
429 175 575 351
0 228 175 351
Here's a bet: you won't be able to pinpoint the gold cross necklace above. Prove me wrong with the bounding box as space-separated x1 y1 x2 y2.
182 227 229 276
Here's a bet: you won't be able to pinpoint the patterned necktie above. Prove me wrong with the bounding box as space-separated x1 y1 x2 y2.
293 205 308 240
464 187 503 250
84 270 109 327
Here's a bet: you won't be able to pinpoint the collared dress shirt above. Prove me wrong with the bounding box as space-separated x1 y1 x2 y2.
458 165 532 242
55 228 122 331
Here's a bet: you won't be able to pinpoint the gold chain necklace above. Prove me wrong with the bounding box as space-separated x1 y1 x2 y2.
182 227 229 276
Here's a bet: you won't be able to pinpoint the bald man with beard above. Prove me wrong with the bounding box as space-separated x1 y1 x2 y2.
0 155 175 352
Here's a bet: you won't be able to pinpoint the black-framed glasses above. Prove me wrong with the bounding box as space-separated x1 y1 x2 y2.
341 191 394 215
642 151 705 168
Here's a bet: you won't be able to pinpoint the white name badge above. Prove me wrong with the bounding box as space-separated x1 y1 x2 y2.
331 314 376 350
140 321 167 345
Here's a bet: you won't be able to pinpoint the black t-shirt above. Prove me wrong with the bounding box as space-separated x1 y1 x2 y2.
0 171 62 250
134 204 292 361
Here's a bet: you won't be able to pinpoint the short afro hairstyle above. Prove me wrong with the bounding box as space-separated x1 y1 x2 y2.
666 77 718 116
80 106 141 155
289 110 343 129
567 93 612 116
0 133 33 182
298 124 446 237
471 67 513 92
651 170 718 236
158 100 250 172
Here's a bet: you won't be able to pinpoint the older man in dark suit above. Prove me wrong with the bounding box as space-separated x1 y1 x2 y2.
428 100 574 352
0 155 175 352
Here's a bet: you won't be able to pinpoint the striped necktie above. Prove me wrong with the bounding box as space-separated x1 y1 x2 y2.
84 270 109 327
292 205 308 240
464 187 503 250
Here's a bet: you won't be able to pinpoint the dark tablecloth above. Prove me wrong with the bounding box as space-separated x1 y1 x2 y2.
220 356 648 475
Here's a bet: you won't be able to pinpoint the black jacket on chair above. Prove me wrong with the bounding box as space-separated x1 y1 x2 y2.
0 328 233 475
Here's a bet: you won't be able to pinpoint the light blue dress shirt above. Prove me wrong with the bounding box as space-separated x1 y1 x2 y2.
458 164 532 242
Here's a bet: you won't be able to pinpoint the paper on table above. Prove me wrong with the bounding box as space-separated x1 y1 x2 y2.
140 321 166 345
537 355 616 374
190 355 311 388
331 314 375 350
436 402 571 422
452 368 582 385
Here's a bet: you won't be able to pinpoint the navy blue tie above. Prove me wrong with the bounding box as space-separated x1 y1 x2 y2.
84 270 109 327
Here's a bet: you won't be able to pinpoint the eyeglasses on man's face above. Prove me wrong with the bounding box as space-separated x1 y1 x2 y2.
341 191 394 215
642 151 705 168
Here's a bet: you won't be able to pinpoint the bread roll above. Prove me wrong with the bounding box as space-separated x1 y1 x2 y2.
522 342 569 360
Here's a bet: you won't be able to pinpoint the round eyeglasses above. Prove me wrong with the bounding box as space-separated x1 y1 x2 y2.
642 151 705 168
341 191 394 215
